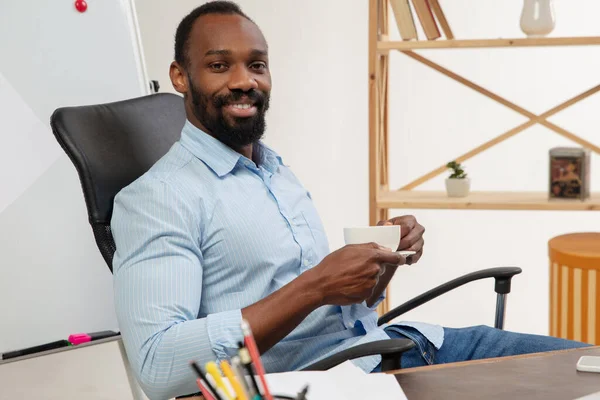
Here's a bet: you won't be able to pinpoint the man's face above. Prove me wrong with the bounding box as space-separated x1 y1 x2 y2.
171 14 271 151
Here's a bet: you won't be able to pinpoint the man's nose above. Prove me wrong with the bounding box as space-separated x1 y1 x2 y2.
227 65 259 92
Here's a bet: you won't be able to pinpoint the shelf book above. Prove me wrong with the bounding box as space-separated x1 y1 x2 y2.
389 0 452 41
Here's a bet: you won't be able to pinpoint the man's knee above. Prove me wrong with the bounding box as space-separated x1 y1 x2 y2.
464 324 500 339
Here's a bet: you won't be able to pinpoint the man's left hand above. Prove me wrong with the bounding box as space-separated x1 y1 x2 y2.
377 215 425 265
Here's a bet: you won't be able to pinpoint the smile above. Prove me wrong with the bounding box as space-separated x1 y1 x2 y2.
224 103 258 118
232 104 252 109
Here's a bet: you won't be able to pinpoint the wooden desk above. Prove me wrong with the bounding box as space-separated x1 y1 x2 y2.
391 346 600 400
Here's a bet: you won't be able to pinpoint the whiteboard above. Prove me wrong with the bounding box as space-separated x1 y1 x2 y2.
0 337 136 400
0 0 148 354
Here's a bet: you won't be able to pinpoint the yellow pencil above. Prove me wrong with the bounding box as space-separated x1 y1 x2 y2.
220 360 248 400
206 361 234 400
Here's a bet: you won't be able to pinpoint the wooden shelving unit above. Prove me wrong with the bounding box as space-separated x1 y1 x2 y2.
368 0 600 314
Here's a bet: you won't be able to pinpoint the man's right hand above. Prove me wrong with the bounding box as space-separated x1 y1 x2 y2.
242 242 404 354
309 243 404 306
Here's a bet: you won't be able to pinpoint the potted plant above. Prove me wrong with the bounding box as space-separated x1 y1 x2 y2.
445 161 471 197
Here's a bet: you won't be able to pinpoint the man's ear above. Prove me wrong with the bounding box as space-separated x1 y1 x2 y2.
169 61 188 95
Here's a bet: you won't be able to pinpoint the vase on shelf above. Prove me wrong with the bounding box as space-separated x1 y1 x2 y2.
520 0 555 37
445 177 471 198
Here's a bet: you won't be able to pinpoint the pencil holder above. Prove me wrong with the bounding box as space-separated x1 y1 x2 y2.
194 396 303 400
191 394 303 400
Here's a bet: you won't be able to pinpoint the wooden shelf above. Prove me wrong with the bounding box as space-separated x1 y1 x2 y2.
377 191 600 211
378 36 600 52
367 0 600 316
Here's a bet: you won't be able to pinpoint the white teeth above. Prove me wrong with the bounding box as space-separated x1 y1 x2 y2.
232 104 252 109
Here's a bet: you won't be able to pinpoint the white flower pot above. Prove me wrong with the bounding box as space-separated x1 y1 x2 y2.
445 178 471 198
520 0 555 37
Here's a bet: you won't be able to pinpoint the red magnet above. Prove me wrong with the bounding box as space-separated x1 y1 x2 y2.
75 0 88 13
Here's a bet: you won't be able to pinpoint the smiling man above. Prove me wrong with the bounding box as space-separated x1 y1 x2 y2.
179 23 270 157
110 2 588 399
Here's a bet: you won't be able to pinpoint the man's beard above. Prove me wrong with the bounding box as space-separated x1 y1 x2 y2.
188 78 270 151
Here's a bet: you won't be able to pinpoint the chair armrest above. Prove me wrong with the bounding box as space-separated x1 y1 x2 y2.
300 339 415 371
378 266 522 325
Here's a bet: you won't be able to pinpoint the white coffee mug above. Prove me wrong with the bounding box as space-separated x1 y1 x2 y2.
343 225 400 250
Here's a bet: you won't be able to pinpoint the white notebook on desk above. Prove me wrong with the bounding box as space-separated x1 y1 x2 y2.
260 361 407 400
576 392 600 400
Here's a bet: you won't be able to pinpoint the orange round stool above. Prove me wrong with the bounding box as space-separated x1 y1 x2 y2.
549 232 600 344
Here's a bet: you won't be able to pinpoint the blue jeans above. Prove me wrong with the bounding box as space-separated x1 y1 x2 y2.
372 324 591 372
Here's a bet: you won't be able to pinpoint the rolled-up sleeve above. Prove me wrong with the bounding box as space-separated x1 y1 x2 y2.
111 177 243 400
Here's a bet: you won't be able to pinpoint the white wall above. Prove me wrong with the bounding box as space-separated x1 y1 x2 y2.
136 0 370 260
136 0 600 339
0 0 147 354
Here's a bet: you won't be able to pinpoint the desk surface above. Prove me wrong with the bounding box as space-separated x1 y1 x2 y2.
391 346 600 400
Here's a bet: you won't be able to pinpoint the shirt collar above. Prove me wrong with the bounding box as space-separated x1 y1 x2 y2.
257 142 284 174
179 120 283 177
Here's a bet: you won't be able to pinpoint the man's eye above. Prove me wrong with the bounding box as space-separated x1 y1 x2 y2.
209 63 228 72
250 62 267 71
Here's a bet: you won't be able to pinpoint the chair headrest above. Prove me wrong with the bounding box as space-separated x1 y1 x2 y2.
50 93 186 224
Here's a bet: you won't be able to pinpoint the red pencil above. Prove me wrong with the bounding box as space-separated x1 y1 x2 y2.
241 319 273 400
196 378 217 400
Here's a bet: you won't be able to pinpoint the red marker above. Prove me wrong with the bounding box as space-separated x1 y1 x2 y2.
68 333 91 345
68 331 119 345
241 319 273 400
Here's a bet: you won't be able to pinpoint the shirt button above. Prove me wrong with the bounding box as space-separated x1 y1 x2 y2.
303 260 310 267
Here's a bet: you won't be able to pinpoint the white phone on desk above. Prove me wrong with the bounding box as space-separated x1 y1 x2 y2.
577 356 600 373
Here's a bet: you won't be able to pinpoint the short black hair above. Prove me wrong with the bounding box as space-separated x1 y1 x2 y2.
174 1 253 67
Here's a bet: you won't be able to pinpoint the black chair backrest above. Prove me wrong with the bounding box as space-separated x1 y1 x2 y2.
50 93 187 272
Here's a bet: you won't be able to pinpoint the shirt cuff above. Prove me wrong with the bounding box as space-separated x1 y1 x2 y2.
206 309 244 361
369 289 386 310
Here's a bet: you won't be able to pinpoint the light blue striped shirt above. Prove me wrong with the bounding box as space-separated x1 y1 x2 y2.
111 120 443 399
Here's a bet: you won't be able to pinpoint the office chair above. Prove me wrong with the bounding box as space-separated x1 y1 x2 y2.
50 93 522 380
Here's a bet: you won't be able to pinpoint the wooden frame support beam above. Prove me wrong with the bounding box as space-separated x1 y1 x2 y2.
368 0 379 226
399 50 600 190
369 0 391 225
370 0 391 315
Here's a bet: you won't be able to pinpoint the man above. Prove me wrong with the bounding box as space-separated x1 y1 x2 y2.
111 2 587 399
